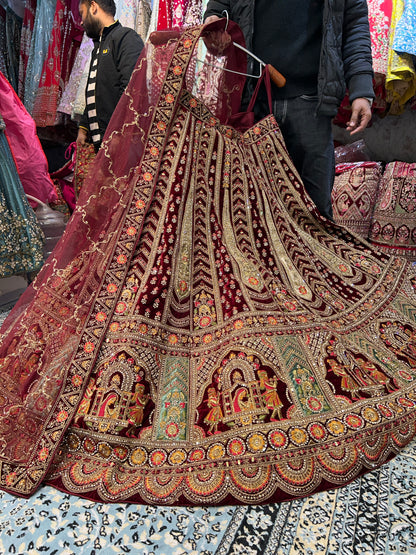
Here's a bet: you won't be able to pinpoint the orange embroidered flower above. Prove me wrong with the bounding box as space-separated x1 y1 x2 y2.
189 98 197 108
234 320 244 330
117 254 127 264
150 450 167 466
71 374 83 387
308 423 326 440
189 448 205 462
203 334 212 344
228 439 245 456
327 419 345 436
172 65 182 75
107 283 117 293
143 172 153 182
38 447 49 461
150 146 159 156
56 410 69 423
248 276 259 286
179 280 188 292
96 311 107 322
115 301 127 314
208 443 225 460
166 422 180 438
183 38 192 48
5 472 17 486
109 322 120 332
289 427 308 445
84 341 95 353
248 433 266 452
138 324 148 334
165 93 174 104
136 198 146 210
168 334 178 345
345 414 364 429
157 121 166 131
169 450 186 465
126 226 137 236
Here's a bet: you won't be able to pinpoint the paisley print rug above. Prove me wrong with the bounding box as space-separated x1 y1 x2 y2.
0 437 415 554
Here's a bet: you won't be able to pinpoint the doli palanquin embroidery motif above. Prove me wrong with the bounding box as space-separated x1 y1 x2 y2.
1 24 416 506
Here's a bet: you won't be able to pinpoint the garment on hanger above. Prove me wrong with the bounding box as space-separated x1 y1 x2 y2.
32 0 82 127
18 0 36 100
0 114 44 277
23 0 56 115
392 0 416 56
1 24 416 506
385 0 416 114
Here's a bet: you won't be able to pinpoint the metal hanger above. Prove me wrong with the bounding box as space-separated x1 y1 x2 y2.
200 11 286 87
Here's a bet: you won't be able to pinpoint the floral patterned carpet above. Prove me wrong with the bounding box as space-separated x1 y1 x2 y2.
0 437 415 554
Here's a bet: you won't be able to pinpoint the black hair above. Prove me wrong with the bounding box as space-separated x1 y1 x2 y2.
80 0 116 17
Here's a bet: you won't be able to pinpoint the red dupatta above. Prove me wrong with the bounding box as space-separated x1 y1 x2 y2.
0 22 246 496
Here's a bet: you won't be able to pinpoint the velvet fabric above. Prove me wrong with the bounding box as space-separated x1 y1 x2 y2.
1 25 416 506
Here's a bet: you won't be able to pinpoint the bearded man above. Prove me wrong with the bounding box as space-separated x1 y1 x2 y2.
77 0 144 152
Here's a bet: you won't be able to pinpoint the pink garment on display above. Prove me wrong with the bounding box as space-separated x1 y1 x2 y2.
32 0 83 126
156 0 189 29
0 71 57 206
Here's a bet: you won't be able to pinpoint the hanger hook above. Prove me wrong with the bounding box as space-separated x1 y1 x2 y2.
221 10 229 32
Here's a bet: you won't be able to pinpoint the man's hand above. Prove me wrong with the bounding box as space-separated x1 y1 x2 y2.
346 98 372 135
203 15 232 53
76 127 88 146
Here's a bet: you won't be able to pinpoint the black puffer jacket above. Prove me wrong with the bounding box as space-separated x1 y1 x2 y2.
204 0 374 116
80 21 144 140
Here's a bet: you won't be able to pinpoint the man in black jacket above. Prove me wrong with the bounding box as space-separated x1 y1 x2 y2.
77 0 144 152
204 0 374 220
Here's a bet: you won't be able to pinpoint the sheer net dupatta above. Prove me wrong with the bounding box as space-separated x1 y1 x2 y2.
0 24 242 497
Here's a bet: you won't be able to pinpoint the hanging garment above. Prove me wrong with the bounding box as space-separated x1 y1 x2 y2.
385 0 416 114
23 0 56 115
18 0 37 100
369 161 416 259
0 71 57 206
392 0 416 56
366 0 393 115
0 115 44 277
1 24 416 506
32 0 83 127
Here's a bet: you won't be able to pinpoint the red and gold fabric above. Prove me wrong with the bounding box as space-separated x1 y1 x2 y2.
369 161 416 259
1 24 416 506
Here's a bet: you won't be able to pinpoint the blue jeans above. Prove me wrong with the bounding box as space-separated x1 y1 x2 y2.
255 95 335 220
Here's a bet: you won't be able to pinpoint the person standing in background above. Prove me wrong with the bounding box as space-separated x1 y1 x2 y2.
77 0 144 152
203 0 375 220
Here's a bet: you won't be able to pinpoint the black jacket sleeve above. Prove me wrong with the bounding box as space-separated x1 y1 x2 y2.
203 0 231 21
114 30 144 92
342 0 374 102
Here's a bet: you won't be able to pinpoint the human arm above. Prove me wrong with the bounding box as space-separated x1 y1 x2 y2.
342 0 375 131
203 1 232 51
346 97 372 135
76 126 89 146
204 0 231 21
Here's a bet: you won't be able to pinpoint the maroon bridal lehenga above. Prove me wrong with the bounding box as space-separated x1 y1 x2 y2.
2 24 416 506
